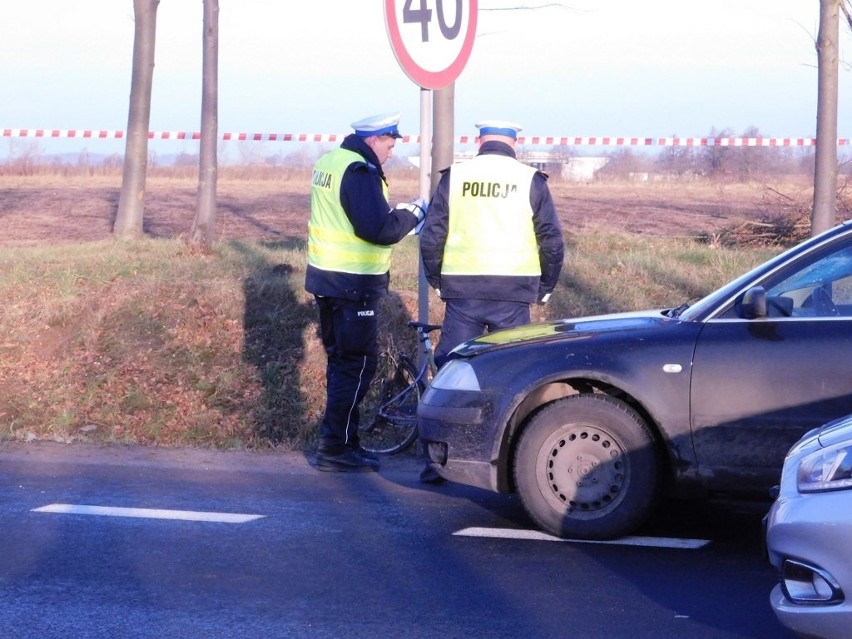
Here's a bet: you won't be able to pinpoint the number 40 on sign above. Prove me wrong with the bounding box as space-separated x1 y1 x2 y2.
384 0 478 90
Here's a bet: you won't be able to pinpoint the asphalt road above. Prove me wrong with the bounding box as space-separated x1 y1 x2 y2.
0 442 788 638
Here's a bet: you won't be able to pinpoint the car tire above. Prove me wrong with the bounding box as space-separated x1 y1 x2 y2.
514 394 660 540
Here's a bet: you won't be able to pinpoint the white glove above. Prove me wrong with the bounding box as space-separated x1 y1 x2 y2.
538 292 552 305
395 202 426 220
397 199 428 235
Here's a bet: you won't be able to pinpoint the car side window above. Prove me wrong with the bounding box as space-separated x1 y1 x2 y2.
765 244 852 318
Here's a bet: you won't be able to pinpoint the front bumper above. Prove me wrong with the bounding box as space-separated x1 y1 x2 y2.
417 387 511 493
770 584 850 639
766 491 852 639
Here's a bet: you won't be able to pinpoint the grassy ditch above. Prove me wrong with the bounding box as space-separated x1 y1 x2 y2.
0 234 778 452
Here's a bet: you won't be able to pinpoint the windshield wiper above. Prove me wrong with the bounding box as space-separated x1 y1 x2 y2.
667 303 690 318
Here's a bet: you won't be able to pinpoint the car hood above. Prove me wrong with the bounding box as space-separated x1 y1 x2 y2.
453 309 674 356
815 413 852 449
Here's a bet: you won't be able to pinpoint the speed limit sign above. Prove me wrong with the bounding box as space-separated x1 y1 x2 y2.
384 0 478 90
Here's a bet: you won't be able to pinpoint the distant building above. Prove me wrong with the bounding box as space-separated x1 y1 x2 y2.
555 156 609 182
411 151 609 182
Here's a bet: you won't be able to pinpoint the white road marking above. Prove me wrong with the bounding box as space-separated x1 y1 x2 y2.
453 527 710 549
32 503 264 524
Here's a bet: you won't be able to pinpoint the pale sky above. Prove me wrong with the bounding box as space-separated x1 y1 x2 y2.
0 0 847 159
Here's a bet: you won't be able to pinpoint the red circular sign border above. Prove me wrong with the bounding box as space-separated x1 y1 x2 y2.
384 0 478 90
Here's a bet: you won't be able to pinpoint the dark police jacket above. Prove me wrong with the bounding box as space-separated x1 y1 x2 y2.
304 134 417 302
420 141 565 304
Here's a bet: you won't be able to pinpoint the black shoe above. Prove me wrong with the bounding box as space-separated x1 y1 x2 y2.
419 464 445 484
315 449 379 473
352 446 379 463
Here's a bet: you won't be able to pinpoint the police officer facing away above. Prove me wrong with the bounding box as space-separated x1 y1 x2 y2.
420 120 565 367
306 113 426 473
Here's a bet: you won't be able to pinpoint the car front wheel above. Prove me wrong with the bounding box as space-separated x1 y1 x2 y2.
514 394 660 540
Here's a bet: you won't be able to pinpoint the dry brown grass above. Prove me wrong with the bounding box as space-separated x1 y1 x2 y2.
0 168 821 451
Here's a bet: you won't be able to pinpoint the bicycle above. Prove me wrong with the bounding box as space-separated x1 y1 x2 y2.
357 321 441 455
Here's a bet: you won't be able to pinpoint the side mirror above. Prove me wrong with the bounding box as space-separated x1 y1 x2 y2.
740 286 767 319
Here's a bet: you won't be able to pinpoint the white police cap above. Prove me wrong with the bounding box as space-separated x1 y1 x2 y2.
351 113 403 138
475 120 523 139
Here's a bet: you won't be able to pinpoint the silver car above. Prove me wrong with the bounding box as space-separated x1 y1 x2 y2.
766 413 852 639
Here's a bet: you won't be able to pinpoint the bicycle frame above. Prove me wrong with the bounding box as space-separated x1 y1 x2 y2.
377 323 437 421
358 321 441 455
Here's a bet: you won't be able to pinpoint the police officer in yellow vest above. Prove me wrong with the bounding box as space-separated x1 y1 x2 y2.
306 113 425 473
420 120 564 368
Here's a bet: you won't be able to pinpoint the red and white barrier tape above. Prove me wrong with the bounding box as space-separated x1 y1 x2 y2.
2 128 846 147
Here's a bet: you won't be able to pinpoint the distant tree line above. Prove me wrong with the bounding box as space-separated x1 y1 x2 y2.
587 127 852 183
5 120 852 184
3 138 850 184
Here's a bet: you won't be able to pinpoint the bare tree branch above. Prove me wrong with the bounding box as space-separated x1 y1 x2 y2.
842 0 852 30
481 3 576 10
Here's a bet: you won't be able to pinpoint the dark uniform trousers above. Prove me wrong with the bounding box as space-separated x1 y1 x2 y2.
315 295 379 453
435 297 531 366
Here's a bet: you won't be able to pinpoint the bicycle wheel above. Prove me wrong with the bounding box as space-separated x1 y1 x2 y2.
358 355 422 455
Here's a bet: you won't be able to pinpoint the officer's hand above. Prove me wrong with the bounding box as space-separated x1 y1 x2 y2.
395 200 427 219
537 292 552 305
398 199 427 235
412 198 429 234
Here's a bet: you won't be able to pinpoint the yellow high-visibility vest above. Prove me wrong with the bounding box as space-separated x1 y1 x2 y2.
442 154 540 276
307 149 392 275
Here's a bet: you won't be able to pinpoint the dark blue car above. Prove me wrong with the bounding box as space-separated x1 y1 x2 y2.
418 221 852 539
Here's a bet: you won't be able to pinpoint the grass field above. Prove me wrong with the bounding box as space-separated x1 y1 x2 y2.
0 170 816 451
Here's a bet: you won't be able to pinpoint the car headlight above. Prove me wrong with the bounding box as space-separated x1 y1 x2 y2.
429 360 481 392
797 444 852 493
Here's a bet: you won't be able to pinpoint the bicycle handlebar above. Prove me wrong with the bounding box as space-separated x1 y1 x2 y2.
407 321 442 334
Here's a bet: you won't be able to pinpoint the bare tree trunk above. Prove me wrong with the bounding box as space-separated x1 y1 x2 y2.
114 0 159 240
190 0 220 250
812 0 840 235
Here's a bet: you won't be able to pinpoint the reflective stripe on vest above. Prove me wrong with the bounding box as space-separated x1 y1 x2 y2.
442 154 540 276
307 148 392 275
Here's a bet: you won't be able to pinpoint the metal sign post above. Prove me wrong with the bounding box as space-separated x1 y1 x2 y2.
417 88 432 324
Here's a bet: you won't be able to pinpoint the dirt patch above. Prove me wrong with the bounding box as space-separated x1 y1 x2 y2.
0 171 815 247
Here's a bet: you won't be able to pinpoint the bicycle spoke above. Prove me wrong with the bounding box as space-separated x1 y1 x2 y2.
356 323 440 456
358 357 420 455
